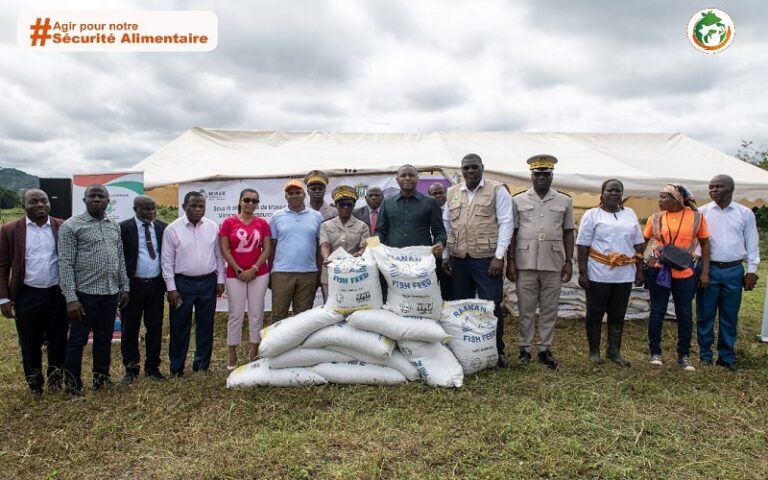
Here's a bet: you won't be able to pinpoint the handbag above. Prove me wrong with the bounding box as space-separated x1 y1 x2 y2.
660 244 693 270
658 210 693 270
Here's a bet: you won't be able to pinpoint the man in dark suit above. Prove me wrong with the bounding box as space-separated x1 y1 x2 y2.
353 185 387 299
0 189 67 394
352 186 383 235
119 195 167 383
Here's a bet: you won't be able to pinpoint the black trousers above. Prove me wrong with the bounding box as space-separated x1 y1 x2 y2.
435 254 454 301
120 276 165 374
585 281 633 351
13 285 68 392
63 292 119 390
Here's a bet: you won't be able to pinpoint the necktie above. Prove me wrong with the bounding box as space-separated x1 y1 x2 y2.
143 223 157 259
370 209 378 234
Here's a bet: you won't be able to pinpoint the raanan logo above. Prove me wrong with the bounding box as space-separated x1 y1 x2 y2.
687 9 734 54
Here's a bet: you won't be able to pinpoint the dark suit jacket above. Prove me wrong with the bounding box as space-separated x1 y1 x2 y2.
0 216 64 301
353 205 372 227
119 217 167 283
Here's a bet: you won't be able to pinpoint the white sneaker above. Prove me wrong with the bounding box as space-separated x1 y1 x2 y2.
649 354 663 366
678 356 696 372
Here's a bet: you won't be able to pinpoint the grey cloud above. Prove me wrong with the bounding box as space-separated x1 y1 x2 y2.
280 100 344 117
211 1 372 87
405 83 467 111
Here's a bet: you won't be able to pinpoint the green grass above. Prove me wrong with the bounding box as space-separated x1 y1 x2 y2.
1 211 767 479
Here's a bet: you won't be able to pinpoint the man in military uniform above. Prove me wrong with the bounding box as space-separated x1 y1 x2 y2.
506 155 575 369
304 170 338 221
442 154 514 367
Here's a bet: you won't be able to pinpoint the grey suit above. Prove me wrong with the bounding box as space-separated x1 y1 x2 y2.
353 205 372 226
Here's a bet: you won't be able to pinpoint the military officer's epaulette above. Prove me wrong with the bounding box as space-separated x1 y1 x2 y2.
512 189 527 197
555 190 571 197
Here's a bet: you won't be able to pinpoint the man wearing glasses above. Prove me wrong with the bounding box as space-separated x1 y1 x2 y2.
442 154 514 368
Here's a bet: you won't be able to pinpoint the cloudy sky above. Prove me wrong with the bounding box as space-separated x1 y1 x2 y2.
2 0 766 178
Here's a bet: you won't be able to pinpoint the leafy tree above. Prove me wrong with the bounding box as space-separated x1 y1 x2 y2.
0 187 20 209
735 140 768 170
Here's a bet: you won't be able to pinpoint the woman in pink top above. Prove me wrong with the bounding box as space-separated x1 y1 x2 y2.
219 188 271 369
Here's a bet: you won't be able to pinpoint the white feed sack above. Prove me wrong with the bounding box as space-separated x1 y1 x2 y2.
267 348 354 369
368 243 442 320
310 361 407 385
259 308 343 358
347 309 449 342
440 300 498 374
331 346 420 381
325 248 383 314
226 359 327 388
302 321 396 359
398 340 464 388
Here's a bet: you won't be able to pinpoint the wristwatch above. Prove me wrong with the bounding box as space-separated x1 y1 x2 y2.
236 268 243 275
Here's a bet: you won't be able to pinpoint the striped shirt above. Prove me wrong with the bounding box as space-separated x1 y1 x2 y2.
58 212 129 303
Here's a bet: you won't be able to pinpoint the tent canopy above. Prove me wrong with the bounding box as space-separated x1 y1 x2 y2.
132 128 768 201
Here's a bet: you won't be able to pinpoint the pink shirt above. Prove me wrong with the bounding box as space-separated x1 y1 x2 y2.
219 215 270 278
161 216 226 291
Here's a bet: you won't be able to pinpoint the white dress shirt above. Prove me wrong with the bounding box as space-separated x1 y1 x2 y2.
442 178 514 259
135 216 161 278
699 201 760 273
161 216 225 291
0 217 59 305
24 217 59 288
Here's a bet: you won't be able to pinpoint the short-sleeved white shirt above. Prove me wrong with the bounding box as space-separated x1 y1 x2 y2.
576 207 644 283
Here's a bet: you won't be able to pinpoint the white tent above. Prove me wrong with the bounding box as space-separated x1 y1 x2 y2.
132 128 768 201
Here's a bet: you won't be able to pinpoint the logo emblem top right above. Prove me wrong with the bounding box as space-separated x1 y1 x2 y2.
687 9 735 54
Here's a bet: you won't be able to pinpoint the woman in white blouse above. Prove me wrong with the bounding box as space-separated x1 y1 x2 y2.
576 179 645 366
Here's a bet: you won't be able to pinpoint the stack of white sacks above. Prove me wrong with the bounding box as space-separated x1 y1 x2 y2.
227 241 499 389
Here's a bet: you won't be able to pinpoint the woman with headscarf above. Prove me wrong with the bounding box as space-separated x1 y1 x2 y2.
576 179 645 366
219 188 271 369
319 185 370 297
643 184 710 371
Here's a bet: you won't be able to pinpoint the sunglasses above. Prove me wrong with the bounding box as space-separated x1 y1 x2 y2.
336 201 355 208
241 198 259 204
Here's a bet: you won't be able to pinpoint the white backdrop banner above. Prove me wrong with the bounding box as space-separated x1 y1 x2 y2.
178 174 450 311
72 172 144 222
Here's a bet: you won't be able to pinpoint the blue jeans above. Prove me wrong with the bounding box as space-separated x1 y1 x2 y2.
63 292 119 390
168 273 217 374
646 267 695 357
450 255 505 356
696 263 744 363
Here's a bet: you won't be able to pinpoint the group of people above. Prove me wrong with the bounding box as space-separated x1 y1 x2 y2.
575 174 760 372
0 155 761 396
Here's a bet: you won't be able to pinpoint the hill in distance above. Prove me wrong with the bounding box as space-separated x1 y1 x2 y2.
0 167 39 191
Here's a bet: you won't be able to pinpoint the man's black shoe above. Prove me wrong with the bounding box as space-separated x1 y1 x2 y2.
170 370 184 379
497 354 509 369
715 358 737 372
538 350 559 369
518 349 532 365
93 376 114 390
120 373 137 386
146 370 167 381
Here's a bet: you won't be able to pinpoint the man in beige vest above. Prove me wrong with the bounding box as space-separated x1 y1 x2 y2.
506 155 575 369
442 153 514 367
